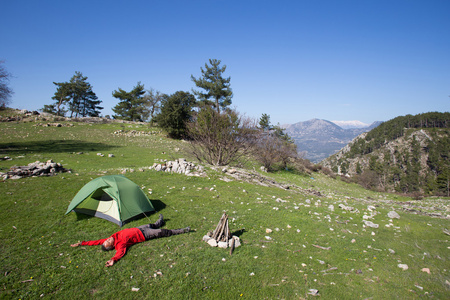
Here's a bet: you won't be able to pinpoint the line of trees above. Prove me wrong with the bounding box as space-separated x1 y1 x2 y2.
39 59 299 171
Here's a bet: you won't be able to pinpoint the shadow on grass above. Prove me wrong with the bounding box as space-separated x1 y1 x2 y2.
76 213 94 221
151 200 166 212
231 228 246 237
0 139 119 154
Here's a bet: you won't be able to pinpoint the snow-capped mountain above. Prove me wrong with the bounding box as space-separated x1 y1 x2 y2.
331 120 370 129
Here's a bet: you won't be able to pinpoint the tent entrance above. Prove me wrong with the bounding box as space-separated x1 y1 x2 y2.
73 188 122 225
90 189 113 201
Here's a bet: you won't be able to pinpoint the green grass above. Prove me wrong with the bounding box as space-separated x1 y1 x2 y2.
0 121 449 299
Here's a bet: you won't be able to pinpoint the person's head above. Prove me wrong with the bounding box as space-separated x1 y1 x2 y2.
101 237 114 251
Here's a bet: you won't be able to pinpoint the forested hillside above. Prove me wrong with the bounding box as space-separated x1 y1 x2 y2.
321 112 450 196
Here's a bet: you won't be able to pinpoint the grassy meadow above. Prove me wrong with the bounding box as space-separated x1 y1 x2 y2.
0 119 449 299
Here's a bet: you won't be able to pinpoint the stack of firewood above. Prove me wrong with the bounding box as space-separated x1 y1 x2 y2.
203 212 241 254
211 213 232 242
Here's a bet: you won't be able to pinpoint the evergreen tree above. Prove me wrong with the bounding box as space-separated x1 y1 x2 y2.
51 81 72 116
112 82 146 121
191 59 232 113
437 169 450 197
155 91 196 138
69 72 102 117
47 72 102 117
259 113 271 131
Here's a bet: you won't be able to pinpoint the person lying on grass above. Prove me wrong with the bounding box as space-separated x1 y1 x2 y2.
71 214 190 267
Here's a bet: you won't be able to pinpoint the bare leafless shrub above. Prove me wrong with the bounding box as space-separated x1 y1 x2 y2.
253 128 298 172
356 170 378 189
320 166 336 178
254 133 283 171
187 106 259 166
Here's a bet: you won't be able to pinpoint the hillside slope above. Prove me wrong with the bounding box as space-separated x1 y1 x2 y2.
321 112 450 195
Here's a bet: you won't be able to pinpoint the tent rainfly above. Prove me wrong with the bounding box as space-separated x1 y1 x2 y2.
65 175 155 226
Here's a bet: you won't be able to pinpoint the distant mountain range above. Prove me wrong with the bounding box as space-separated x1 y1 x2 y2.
283 119 382 163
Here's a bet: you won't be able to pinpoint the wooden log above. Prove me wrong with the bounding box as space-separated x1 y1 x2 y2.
212 213 226 240
223 219 229 242
212 216 223 238
229 237 235 255
216 214 228 241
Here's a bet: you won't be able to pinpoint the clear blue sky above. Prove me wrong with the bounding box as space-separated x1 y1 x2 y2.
2 0 449 125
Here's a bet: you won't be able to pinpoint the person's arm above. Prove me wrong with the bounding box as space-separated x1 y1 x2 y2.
81 239 107 246
108 242 127 264
71 239 107 247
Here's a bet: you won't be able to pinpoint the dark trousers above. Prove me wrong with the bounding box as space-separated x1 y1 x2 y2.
137 219 185 241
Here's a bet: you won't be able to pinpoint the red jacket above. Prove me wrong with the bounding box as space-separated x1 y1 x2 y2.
81 228 145 262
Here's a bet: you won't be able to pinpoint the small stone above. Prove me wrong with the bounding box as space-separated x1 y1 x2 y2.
232 236 241 247
207 239 218 247
398 264 408 271
218 241 228 248
131 287 140 292
388 211 400 219
202 235 211 242
421 268 430 274
364 221 379 228
266 228 272 233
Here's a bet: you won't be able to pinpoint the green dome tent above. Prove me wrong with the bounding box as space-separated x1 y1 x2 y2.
65 175 155 226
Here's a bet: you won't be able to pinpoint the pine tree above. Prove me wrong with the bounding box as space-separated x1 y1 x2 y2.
155 91 196 138
69 72 102 117
51 82 72 116
112 82 146 121
191 59 232 113
259 113 271 131
48 72 102 117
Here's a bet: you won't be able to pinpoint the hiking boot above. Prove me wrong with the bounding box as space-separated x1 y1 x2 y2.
153 214 164 228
